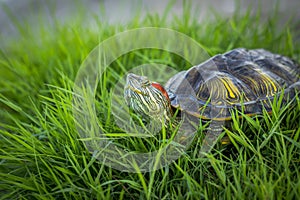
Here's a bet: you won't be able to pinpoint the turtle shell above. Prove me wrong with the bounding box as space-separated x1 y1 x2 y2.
165 48 300 120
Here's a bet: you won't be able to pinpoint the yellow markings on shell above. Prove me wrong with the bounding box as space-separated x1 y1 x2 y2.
260 73 278 96
220 77 240 99
265 75 278 94
253 68 278 96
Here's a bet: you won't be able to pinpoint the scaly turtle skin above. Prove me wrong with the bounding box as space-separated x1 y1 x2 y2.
124 48 300 150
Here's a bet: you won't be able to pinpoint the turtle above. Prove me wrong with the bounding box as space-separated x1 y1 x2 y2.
124 48 300 151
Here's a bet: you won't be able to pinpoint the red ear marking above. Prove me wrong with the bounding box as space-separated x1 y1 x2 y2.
151 82 170 101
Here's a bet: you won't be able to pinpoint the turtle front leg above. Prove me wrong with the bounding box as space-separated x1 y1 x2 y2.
199 120 226 156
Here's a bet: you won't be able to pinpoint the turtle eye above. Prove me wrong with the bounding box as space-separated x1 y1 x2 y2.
141 79 150 87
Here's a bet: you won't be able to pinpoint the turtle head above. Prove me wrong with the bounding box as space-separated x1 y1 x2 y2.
124 73 173 126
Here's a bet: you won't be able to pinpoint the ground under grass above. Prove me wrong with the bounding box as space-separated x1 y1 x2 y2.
1 1 300 199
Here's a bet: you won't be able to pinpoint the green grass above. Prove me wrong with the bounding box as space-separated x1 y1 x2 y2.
1 1 300 199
